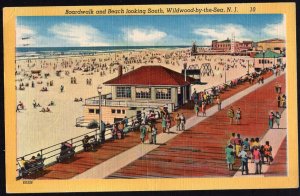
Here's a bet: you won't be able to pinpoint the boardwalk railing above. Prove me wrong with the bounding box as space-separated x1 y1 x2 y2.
16 68 273 179
16 113 145 179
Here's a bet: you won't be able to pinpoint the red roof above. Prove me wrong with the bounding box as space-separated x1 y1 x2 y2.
103 65 195 86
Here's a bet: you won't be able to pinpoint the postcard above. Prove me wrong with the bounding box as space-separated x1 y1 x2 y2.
4 2 298 193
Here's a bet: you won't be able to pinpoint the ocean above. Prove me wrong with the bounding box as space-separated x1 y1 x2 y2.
16 46 193 60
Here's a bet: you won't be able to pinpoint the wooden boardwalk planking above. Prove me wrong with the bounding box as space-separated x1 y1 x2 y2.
108 73 286 178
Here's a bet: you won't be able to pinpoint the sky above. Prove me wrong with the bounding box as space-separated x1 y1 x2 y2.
16 14 285 47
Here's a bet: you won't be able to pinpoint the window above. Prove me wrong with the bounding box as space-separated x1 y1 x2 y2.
156 88 171 100
259 60 261 64
111 109 116 114
117 109 121 114
122 110 125 114
96 109 100 114
116 86 131 98
136 87 151 99
88 109 94 113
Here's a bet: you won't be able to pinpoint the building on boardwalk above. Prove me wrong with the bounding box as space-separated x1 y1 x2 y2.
211 38 254 53
256 38 285 53
254 50 285 69
78 65 195 125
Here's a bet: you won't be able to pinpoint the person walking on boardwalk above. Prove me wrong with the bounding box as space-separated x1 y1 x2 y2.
263 141 273 165
174 113 180 131
166 115 171 133
268 111 274 129
234 133 243 157
179 113 186 131
274 111 281 128
225 144 235 171
277 94 281 108
161 115 167 133
235 108 241 125
152 124 158 145
146 123 152 144
282 94 286 108
194 103 199 116
202 102 207 116
253 147 262 174
140 123 146 143
227 106 234 125
216 96 222 111
238 146 249 175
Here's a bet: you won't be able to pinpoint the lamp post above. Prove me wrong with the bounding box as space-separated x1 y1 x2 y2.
262 50 265 70
97 85 102 142
225 64 227 83
247 60 250 75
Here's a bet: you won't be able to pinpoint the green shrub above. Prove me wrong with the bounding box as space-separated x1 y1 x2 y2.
87 120 98 129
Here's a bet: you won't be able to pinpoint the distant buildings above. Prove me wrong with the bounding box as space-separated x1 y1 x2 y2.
211 38 254 53
256 38 285 53
254 50 285 69
209 38 285 56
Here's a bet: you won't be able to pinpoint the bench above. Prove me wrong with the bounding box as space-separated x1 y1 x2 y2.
56 146 76 163
82 136 99 151
19 158 45 177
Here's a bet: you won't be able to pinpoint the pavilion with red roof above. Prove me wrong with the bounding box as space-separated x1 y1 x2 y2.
103 65 195 109
79 65 196 125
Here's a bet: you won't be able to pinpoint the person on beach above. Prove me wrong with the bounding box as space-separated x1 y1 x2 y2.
274 111 281 128
174 113 180 131
227 106 234 125
60 85 64 93
179 113 186 131
225 144 235 171
140 123 146 144
202 102 206 116
216 96 222 111
161 115 167 133
268 111 274 129
281 94 286 108
238 146 249 175
194 103 199 116
235 108 241 125
253 147 262 174
152 124 157 145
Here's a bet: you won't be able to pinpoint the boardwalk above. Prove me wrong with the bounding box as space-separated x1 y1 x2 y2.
107 73 286 178
23 71 277 180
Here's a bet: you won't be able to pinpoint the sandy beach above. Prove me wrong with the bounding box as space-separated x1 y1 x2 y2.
16 48 255 157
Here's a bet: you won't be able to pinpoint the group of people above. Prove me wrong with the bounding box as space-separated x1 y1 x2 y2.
227 106 242 125
268 111 281 129
225 133 273 175
70 77 77 84
32 99 54 113
86 78 92 85
140 123 158 144
174 113 186 131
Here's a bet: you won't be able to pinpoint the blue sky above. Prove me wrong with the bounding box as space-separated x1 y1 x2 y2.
16 14 285 47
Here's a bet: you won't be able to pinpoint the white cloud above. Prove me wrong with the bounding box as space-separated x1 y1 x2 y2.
123 28 167 44
48 23 109 46
193 23 254 45
262 17 286 39
16 25 36 47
